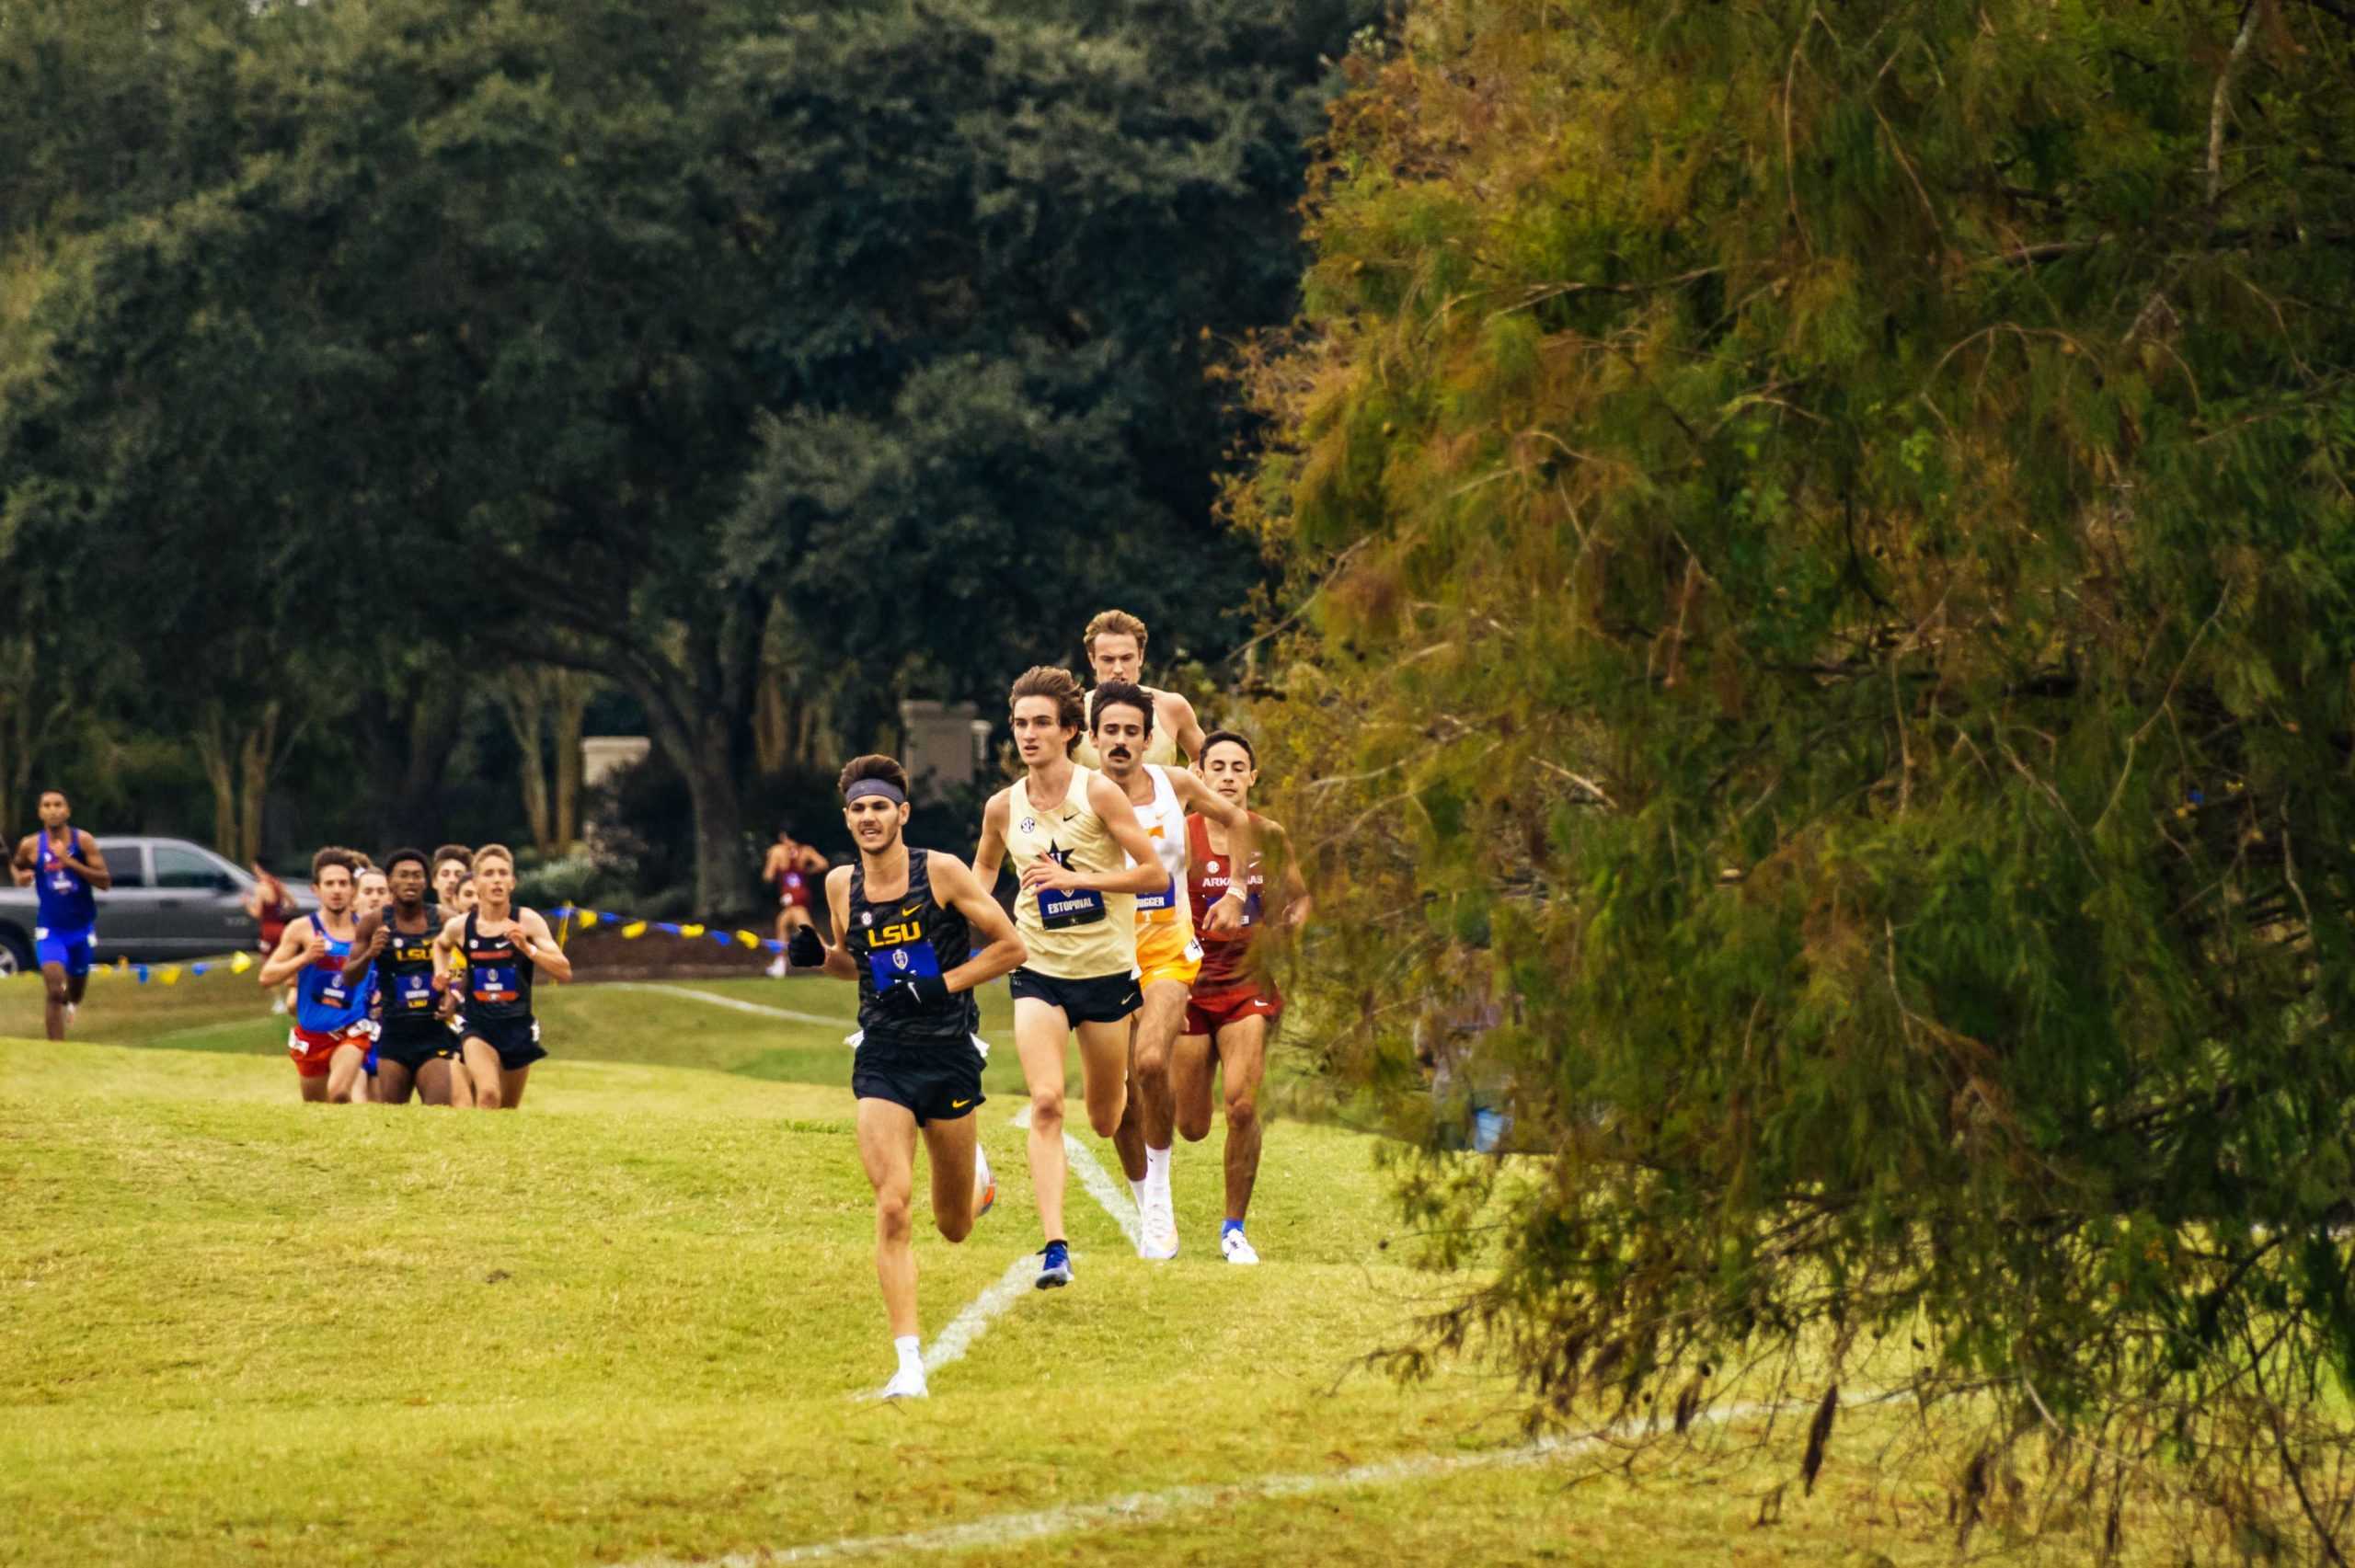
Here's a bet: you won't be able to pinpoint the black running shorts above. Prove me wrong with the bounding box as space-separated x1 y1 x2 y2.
1007 967 1141 1026
852 1031 986 1127
461 1015 546 1071
376 1022 464 1072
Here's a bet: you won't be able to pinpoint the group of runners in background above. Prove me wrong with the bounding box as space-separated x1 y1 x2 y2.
254 842 572 1109
6 813 570 1108
13 608 1304 1400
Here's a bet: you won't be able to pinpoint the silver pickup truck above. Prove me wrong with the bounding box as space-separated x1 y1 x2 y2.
0 836 316 975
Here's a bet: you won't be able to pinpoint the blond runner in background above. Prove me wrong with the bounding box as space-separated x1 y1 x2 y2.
1071 609 1205 770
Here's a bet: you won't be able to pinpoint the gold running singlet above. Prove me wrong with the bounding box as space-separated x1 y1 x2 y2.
1129 763 1201 988
1073 688 1181 771
1004 763 1138 979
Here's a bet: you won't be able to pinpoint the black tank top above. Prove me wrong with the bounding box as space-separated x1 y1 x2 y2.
462 909 535 1022
374 903 444 1027
849 850 976 1046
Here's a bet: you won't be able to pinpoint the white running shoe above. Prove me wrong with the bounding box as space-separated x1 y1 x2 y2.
63 1003 77 1029
1220 1228 1260 1265
880 1364 928 1400
765 956 787 979
973 1145 995 1221
1139 1188 1179 1261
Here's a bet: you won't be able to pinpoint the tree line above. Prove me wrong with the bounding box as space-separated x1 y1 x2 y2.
0 0 1372 907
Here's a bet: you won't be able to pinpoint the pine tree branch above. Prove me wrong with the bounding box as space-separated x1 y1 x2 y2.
2209 3 2261 204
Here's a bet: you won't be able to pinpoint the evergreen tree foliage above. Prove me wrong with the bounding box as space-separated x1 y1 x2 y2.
1235 0 2355 1547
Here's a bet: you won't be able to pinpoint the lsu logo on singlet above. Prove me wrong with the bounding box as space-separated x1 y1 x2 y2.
389 936 438 1014
860 915 941 990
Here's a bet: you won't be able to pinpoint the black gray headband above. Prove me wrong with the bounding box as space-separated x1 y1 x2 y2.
844 779 907 807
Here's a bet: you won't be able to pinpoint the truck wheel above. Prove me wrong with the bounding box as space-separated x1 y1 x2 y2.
0 928 31 979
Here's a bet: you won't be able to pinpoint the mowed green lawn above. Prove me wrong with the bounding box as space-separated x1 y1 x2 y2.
2 974 1989 1566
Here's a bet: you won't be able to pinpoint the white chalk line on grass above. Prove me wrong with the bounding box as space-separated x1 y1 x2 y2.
918 1253 1035 1376
1012 1102 1142 1249
861 1105 1140 1398
613 1399 1809 1566
600 981 847 1029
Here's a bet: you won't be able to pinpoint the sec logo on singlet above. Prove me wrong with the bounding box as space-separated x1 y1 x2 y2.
1019 817 1036 834
1206 861 1220 874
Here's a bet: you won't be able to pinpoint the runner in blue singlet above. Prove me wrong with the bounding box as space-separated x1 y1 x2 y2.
9 789 112 1041
257 848 373 1104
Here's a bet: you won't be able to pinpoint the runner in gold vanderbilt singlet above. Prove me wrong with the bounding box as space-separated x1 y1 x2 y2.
972 665 1170 1290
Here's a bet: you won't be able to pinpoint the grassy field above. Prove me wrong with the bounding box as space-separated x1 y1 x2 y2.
2 971 2039 1565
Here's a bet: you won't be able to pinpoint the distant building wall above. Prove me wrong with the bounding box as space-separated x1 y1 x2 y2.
898 702 989 804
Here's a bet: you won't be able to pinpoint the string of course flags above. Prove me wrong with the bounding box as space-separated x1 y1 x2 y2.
3 902 783 985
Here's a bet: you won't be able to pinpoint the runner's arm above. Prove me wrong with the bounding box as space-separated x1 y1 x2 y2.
1021 777 1172 897
340 911 385 989
66 830 111 890
1163 690 1206 764
257 916 316 989
927 853 1027 993
7 837 29 887
511 908 573 983
970 791 1008 889
433 915 465 1004
1168 773 1258 933
818 867 857 980
799 845 830 872
1261 817 1313 929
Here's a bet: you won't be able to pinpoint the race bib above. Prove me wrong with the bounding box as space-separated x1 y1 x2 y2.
395 972 435 1013
470 965 519 1003
50 873 74 895
867 940 942 991
1135 876 1177 913
317 978 351 1010
1038 887 1106 930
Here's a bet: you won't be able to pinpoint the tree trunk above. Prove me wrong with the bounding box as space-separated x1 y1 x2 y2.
194 704 239 858
196 699 286 866
494 672 557 853
235 702 279 867
680 731 747 919
553 677 589 849
396 686 465 846
754 666 790 777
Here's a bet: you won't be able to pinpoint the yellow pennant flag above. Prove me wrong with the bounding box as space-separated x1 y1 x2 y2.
679 923 706 939
158 965 183 987
736 929 761 949
622 921 649 939
579 910 602 929
229 951 255 975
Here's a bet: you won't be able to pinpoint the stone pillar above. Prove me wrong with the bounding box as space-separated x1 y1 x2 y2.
898 701 985 803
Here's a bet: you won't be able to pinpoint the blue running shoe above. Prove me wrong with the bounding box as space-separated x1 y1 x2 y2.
1036 1239 1073 1289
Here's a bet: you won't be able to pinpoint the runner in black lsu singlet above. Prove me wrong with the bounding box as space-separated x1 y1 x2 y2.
847 852 985 1124
459 909 543 1070
373 902 455 1071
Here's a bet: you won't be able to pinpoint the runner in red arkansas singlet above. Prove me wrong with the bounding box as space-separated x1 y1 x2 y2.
1175 730 1311 1265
